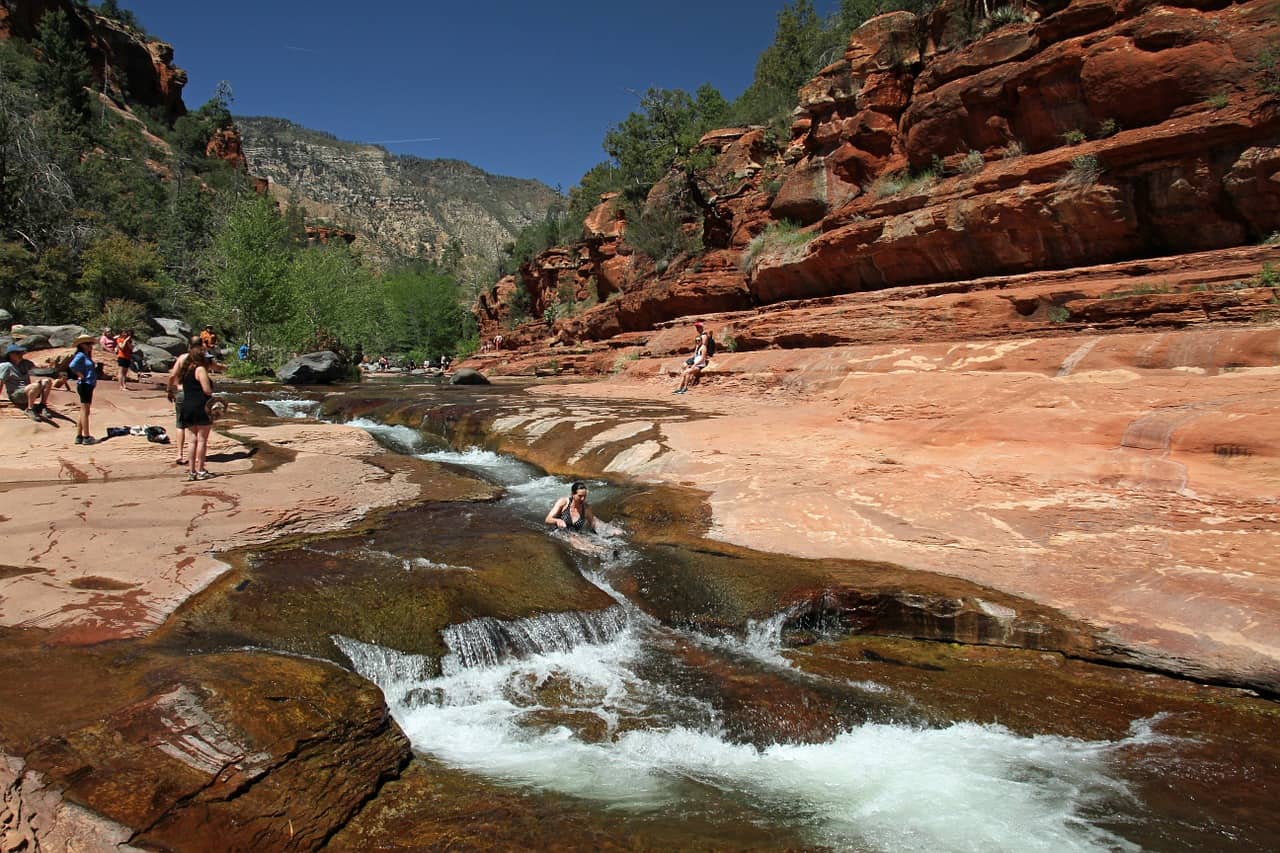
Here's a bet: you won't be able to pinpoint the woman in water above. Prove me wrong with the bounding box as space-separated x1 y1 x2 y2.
545 482 598 534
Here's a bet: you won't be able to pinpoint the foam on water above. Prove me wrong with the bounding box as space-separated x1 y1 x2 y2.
414 446 538 485
346 418 428 454
343 629 1155 852
261 398 320 419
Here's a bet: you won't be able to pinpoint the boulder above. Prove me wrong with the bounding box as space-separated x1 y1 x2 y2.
152 317 192 339
11 324 87 347
135 344 175 373
0 308 12 326
449 368 490 386
278 351 346 385
15 334 50 351
147 335 188 356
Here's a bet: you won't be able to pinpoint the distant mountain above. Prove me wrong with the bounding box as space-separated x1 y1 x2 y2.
236 116 560 285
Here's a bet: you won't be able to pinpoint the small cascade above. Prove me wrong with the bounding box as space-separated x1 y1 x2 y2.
441 606 628 674
261 398 320 419
335 634 435 683
346 418 427 454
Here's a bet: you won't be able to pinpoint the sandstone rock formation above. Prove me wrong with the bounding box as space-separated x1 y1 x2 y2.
0 0 188 122
236 117 560 280
471 0 1280 362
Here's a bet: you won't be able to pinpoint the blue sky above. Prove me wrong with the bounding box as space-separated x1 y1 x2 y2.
121 0 839 191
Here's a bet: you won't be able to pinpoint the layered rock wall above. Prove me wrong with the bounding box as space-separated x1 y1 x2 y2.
237 117 561 277
473 0 1280 364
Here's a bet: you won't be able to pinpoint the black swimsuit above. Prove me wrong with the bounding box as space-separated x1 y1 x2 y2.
561 503 589 532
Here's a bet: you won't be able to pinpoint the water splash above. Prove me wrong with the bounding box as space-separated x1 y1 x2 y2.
416 447 540 485
345 632 1156 852
261 398 319 419
346 418 427 454
440 606 629 674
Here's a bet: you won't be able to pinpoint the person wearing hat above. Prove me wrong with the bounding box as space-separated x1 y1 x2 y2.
68 335 98 445
1 344 53 421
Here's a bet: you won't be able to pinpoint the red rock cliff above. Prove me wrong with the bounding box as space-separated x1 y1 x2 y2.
0 0 187 121
473 0 1280 365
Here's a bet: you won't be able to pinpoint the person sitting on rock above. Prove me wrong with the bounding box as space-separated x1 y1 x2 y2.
1 344 53 420
674 322 712 394
545 482 599 534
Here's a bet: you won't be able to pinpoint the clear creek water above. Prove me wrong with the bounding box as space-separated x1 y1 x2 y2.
330 428 1174 852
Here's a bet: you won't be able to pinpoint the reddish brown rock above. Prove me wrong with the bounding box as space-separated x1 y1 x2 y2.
205 123 247 170
0 0 188 122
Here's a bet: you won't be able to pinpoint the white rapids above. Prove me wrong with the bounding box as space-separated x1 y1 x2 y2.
334 435 1161 851
339 620 1158 852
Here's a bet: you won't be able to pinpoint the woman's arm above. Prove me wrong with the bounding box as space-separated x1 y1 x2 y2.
586 507 599 533
545 498 568 528
196 365 214 395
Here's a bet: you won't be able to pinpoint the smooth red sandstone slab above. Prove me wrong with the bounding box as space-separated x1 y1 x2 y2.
0 382 417 643
534 324 1280 690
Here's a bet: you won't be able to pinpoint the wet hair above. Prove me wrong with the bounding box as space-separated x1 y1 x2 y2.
570 482 586 496
181 341 206 382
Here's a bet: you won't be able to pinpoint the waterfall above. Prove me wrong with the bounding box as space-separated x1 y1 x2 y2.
334 634 436 682
440 606 628 674
261 398 320 419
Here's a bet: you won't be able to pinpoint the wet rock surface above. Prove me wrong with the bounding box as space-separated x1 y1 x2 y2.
0 636 409 853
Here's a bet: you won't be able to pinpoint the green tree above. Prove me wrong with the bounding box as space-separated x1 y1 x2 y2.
282 243 378 352
35 10 91 130
605 84 728 200
76 229 164 318
732 0 827 128
380 262 470 357
0 41 78 250
206 194 292 343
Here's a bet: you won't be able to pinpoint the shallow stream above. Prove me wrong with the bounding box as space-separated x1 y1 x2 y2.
214 386 1280 850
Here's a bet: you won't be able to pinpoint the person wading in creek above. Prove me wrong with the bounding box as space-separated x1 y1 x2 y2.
545 482 599 534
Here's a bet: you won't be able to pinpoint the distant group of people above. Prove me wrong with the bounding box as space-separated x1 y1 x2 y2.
358 353 455 373
98 327 143 390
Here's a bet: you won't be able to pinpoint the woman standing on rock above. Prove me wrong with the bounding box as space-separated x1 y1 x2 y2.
179 340 216 481
114 329 134 390
68 335 98 445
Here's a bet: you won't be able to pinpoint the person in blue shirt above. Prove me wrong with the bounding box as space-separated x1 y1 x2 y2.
67 335 98 446
237 343 249 361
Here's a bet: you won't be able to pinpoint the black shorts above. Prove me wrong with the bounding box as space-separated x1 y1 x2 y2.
77 383 95 404
116 357 130 369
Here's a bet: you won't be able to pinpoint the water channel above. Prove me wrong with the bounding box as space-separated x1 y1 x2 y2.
209 383 1280 850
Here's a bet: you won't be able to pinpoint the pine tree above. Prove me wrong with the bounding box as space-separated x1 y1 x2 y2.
35 10 91 127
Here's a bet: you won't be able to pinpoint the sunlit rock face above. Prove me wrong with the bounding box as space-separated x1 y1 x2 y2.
472 0 1280 359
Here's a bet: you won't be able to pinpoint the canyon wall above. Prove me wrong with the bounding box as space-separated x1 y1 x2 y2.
237 117 561 279
472 0 1280 364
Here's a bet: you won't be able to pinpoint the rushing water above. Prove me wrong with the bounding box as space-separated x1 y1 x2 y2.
259 397 321 419
329 421 1178 851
